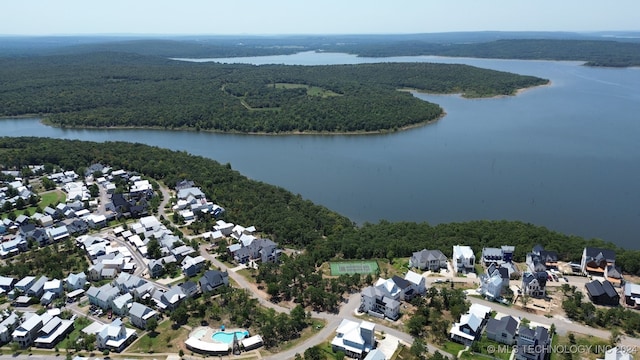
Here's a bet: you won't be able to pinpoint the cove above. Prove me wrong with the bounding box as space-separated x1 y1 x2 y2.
2 54 639 249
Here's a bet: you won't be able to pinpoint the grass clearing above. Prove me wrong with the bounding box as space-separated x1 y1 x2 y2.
442 340 466 356
128 318 189 354
273 83 341 97
1 189 66 219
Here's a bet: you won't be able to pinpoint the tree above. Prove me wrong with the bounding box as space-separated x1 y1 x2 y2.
171 305 189 326
145 317 158 335
410 338 428 360
407 314 427 337
303 346 323 360
147 237 162 259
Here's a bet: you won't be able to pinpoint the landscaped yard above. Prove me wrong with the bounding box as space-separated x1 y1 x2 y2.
128 318 189 354
1 189 66 219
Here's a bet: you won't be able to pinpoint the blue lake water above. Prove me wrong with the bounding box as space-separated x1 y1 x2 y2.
2 52 639 248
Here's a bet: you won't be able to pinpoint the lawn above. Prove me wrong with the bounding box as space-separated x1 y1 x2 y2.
128 318 189 354
57 316 93 350
442 340 466 356
273 83 341 97
1 189 66 219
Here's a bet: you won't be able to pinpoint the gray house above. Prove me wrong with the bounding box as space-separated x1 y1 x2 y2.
409 249 448 271
486 316 518 345
129 302 158 329
199 270 229 293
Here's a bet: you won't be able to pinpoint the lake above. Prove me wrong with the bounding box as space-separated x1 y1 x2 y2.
2 52 640 248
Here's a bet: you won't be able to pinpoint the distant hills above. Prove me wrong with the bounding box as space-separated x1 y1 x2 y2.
1 32 639 67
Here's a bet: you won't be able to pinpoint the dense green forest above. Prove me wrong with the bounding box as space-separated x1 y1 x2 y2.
2 137 639 276
0 52 546 133
326 39 640 67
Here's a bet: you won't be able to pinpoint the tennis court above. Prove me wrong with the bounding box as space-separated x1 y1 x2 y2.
330 261 379 276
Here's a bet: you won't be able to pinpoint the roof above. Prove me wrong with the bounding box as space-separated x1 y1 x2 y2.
482 247 502 258
129 302 156 319
363 349 386 360
391 275 411 290
404 270 423 286
486 315 518 335
586 280 619 299
453 245 474 259
584 247 616 262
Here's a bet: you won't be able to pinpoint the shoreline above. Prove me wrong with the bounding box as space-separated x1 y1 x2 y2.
3 112 448 136
0 80 552 136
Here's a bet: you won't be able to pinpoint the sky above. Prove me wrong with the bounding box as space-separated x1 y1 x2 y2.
1 0 638 36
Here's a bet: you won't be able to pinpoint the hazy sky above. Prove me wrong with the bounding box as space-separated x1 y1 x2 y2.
1 0 638 36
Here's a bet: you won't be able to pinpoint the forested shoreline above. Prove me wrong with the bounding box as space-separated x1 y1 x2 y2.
3 37 637 67
1 137 639 275
0 52 546 133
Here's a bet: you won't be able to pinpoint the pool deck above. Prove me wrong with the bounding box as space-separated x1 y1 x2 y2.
189 326 247 344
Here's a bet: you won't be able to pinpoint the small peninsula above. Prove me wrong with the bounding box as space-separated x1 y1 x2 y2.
0 52 548 134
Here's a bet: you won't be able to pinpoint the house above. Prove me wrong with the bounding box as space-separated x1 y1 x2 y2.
404 270 426 296
453 245 475 274
409 249 448 271
12 314 44 348
585 280 620 306
450 303 491 345
450 312 484 346
390 276 414 301
0 313 20 344
181 255 206 277
481 247 503 265
604 347 634 360
480 264 510 300
522 272 548 298
363 349 386 360
360 278 401 320
65 272 87 291
581 247 616 276
46 226 69 243
0 276 16 292
87 284 120 310
43 279 63 295
34 316 74 348
111 293 133 316
624 283 640 308
180 281 200 298
86 214 107 229
113 273 145 294
486 315 518 345
91 318 137 352
14 276 37 294
527 245 559 272
605 265 623 285
199 270 229 293
147 259 165 278
129 302 158 329
155 286 186 311
331 319 375 359
27 276 49 298
515 325 551 360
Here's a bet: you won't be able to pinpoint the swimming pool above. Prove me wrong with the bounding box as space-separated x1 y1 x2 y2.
211 330 249 344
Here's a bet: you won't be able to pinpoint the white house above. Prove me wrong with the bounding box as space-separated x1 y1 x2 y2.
331 319 376 359
360 278 401 320
453 245 475 274
404 270 426 296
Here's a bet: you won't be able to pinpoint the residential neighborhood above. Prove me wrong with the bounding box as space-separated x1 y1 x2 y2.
1 164 640 360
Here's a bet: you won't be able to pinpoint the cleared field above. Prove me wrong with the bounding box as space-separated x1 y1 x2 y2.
273 83 341 97
330 260 379 276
